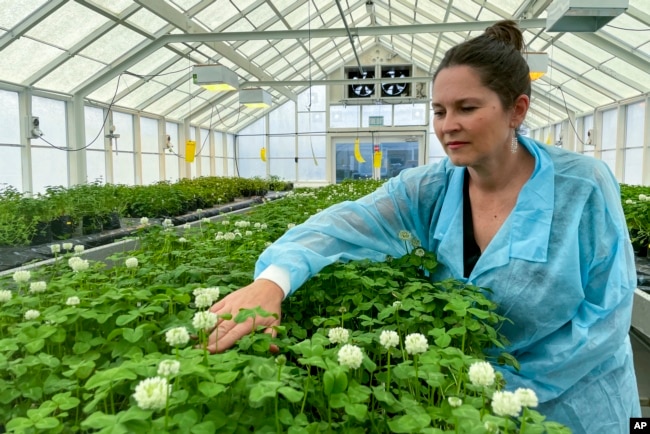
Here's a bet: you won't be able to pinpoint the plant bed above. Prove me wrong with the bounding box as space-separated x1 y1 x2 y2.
0 181 569 433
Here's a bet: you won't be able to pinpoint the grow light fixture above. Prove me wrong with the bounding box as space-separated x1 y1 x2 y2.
239 88 272 109
545 0 628 32
192 64 239 92
525 52 549 81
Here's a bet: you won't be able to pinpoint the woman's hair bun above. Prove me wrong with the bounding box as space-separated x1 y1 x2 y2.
484 20 524 52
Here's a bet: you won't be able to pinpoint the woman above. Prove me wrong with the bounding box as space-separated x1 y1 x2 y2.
209 20 641 433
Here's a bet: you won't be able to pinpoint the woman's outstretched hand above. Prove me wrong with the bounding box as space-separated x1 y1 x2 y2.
207 279 284 353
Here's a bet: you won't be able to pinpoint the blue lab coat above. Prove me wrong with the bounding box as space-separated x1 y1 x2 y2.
255 135 641 433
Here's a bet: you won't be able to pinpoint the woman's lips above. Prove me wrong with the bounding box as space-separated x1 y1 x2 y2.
446 141 467 150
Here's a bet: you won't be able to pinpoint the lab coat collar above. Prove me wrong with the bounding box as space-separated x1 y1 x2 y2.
433 136 555 278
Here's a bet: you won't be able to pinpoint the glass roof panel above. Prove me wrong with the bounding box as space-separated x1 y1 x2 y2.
475 7 502 21
119 82 169 108
0 0 48 28
601 57 650 90
266 20 289 31
87 74 141 103
559 35 612 63
25 2 108 49
126 8 169 35
86 0 133 15
35 57 105 93
561 80 613 106
143 90 191 116
284 7 308 29
583 69 640 99
246 3 276 28
194 1 239 31
0 38 63 84
637 41 650 57
232 0 259 12
79 26 147 65
128 48 179 76
601 14 649 48
238 40 268 58
548 50 593 75
224 17 255 33
414 1 447 19
170 0 202 12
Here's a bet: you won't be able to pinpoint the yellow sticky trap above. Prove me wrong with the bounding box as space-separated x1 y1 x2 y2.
185 140 196 162
373 151 382 168
354 138 365 163
260 147 267 162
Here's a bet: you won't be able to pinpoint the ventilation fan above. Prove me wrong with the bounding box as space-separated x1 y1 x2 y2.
381 69 408 97
347 69 375 98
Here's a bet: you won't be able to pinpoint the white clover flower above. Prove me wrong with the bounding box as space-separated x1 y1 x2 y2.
235 220 250 228
162 218 173 228
74 245 84 254
317 208 323 212
201 218 210 224
192 311 217 331
337 344 364 369
514 388 539 408
245 231 253 236
178 237 188 243
125 257 139 268
215 234 224 241
196 208 203 213
202 287 220 302
140 217 149 225
484 421 499 433
0 290 12 303
157 360 181 377
260 223 268 230
221 220 230 226
625 199 634 204
24 309 41 321
254 222 261 228
165 327 190 347
62 242 73 251
639 194 648 202
328 327 349 345
398 230 412 241
379 330 400 349
414 248 425 257
468 361 495 387
66 296 80 306
29 281 47 294
133 377 170 411
287 223 296 229
410 238 422 248
404 333 428 355
194 293 212 309
50 244 61 254
183 223 191 229
68 257 89 272
492 390 522 417
192 286 220 304
224 232 236 241
392 300 402 309
13 270 31 283
448 396 463 407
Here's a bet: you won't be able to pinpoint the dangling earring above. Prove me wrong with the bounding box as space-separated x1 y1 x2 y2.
511 130 518 154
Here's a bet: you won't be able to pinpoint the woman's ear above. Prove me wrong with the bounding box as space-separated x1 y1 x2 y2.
511 94 530 127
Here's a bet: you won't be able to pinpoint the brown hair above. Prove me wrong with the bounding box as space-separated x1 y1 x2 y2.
433 20 531 109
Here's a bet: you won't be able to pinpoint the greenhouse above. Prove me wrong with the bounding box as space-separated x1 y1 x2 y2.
0 0 649 432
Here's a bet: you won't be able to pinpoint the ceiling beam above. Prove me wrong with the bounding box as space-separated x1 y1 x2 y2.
74 18 546 97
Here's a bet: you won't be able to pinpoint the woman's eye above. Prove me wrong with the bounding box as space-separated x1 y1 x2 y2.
433 111 444 117
461 106 476 112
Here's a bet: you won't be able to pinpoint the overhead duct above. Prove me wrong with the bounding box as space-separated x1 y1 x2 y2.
545 0 629 32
